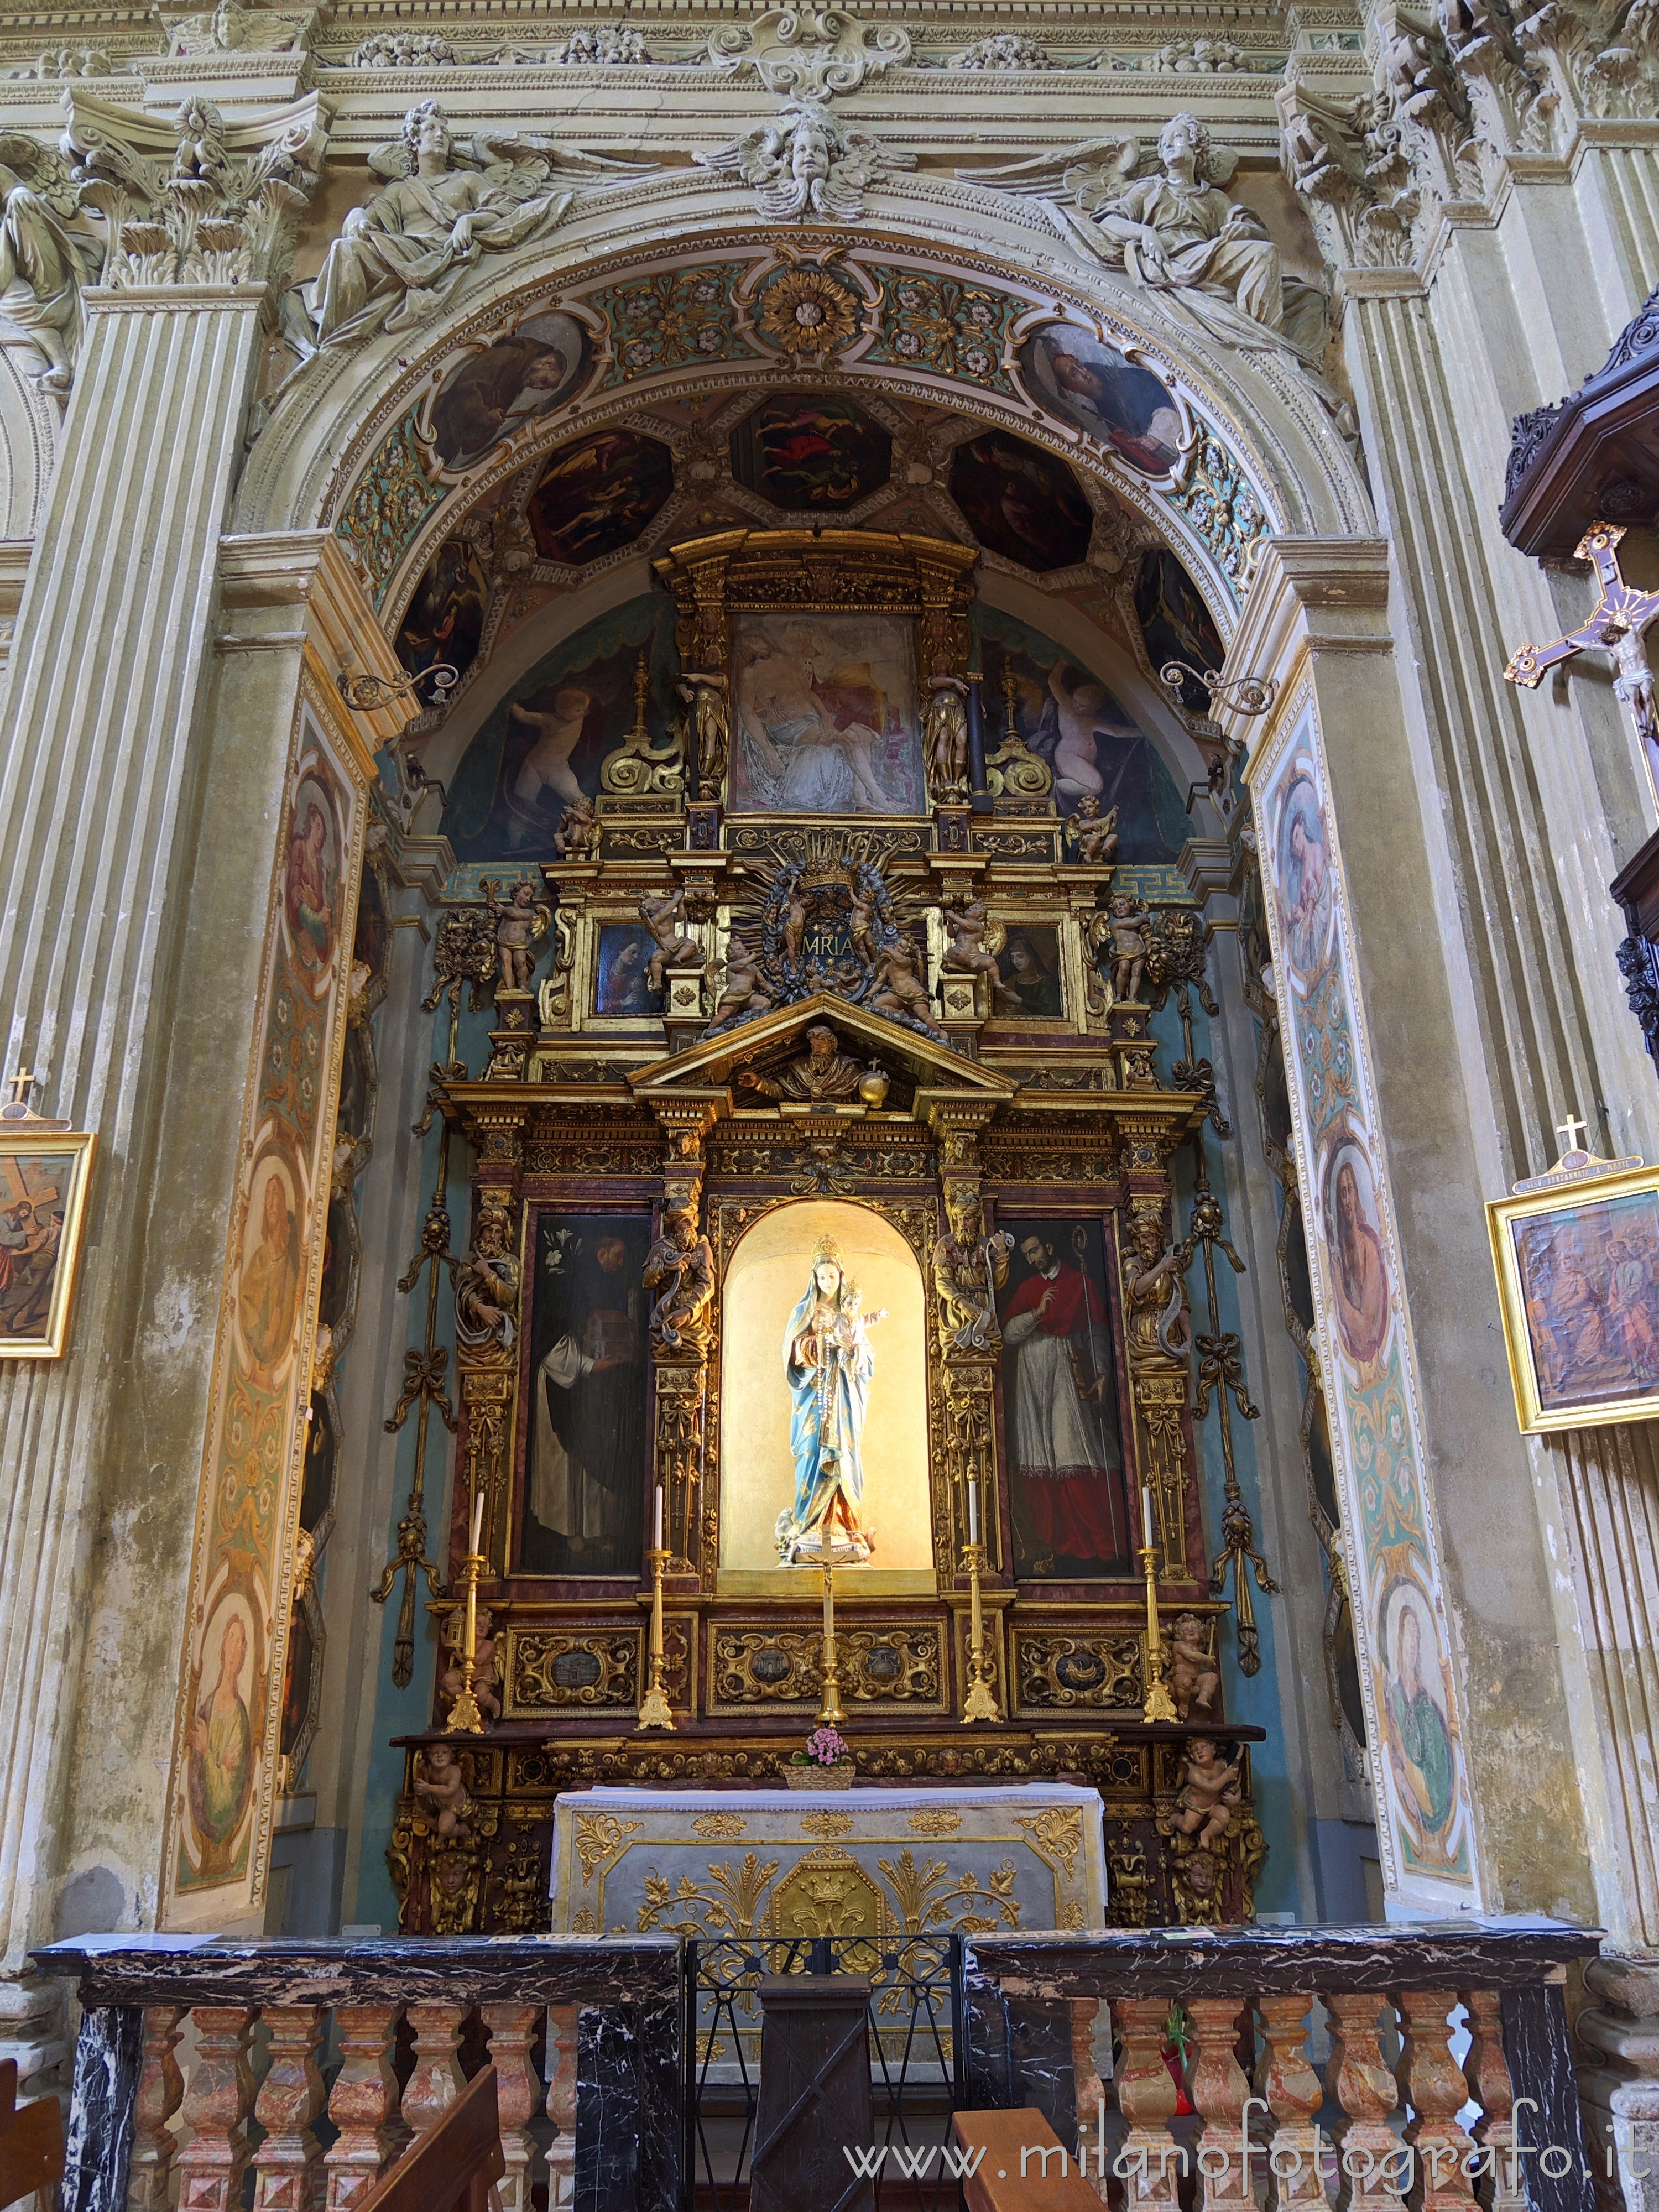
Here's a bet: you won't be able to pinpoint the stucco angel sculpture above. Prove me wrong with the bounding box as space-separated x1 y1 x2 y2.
963 113 1326 359
0 134 100 393
696 98 914 223
288 100 651 352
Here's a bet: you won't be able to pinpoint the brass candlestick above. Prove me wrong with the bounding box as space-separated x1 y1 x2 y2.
817 1557 846 1727
961 1541 1000 1723
443 1550 488 1734
1139 1541 1179 1723
637 1546 674 1730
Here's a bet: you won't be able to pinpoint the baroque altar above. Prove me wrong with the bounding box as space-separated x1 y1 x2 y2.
388 526 1267 1939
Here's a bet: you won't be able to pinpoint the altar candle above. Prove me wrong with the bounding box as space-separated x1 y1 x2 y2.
470 1487 485 1557
1141 1486 1155 1552
654 1485 664 1551
967 1479 979 1547
823 1560 834 1644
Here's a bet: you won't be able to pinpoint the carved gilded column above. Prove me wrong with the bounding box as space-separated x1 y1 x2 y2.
646 1093 724 1578
456 1105 529 1574
1117 1116 1193 1578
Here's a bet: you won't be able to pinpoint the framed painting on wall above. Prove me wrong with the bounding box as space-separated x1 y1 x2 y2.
1486 1160 1659 1431
0 1126 97 1358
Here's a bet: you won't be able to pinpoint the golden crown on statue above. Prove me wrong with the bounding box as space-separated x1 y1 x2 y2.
812 1233 846 1269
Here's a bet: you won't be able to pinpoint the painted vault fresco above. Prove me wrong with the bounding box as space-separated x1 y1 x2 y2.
1255 697 1477 1897
1020 323 1183 477
947 429 1095 572
527 429 675 566
729 393 894 510
430 311 591 474
1136 547 1225 714
395 536 488 687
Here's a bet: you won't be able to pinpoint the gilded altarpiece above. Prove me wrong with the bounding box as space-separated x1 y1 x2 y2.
387 531 1266 1937
164 666 373 1923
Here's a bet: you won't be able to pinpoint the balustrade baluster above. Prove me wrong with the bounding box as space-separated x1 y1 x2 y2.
1112 1996 1184 2206
322 2006 403 2212
545 2005 578 2212
481 2004 541 2212
173 2006 256 2212
401 2004 467 2137
1326 1994 1408 2212
1188 1996 1255 2212
250 2005 326 2212
1072 1997 1110 2201
1398 1989 1477 2212
126 2005 185 2212
1461 1990 1525 2212
1255 1994 1328 2210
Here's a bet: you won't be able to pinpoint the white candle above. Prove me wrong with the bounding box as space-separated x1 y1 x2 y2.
470 1488 485 1556
967 1479 979 1546
1141 1486 1155 1551
654 1485 664 1551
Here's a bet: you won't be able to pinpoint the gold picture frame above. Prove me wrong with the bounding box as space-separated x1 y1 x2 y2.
1486 1159 1659 1432
0 1125 97 1359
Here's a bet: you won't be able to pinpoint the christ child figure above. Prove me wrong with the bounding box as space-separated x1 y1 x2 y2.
1168 1614 1219 1718
1173 1736 1241 1849
415 1743 471 1838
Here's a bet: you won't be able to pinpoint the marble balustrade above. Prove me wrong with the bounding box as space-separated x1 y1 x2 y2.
962 1920 1606 2212
30 1934 682 2212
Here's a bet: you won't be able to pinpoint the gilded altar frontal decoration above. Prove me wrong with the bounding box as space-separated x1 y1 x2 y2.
0 1115 96 1359
1487 1152 1659 1433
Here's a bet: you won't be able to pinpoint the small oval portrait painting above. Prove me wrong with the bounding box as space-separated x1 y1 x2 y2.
1322 1136 1390 1369
283 768 342 989
1020 324 1183 477
430 313 591 474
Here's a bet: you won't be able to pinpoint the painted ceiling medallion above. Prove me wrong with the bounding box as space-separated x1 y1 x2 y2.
754 264 864 358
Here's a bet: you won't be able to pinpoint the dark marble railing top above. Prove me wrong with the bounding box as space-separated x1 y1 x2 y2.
966 1918 1603 1996
32 1933 684 2011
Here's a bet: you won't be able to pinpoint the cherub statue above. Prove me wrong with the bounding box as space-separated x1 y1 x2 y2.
1067 795 1120 866
439 1605 500 1723
709 933 776 1027
1168 1614 1219 1719
642 1205 716 1356
552 790 601 860
454 1204 520 1352
1105 890 1149 1004
922 656 970 796
940 895 1004 989
1173 1736 1241 1849
482 878 549 993
871 934 948 1040
677 671 729 801
932 1194 1010 1353
639 886 702 995
415 1742 472 1837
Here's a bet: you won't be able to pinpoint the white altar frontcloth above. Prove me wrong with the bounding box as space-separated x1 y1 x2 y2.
548 1782 1108 1938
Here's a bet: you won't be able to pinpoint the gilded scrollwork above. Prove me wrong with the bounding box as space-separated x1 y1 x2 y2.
506 1630 640 1711
1014 1630 1142 1712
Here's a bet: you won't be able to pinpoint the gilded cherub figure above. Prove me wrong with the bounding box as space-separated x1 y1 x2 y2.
1173 1736 1241 1849
940 895 1004 991
1105 890 1149 1004
642 1205 716 1356
439 1606 500 1723
1168 1613 1219 1719
922 656 970 796
415 1743 472 1837
1067 796 1120 866
639 886 702 995
871 933 948 1040
709 933 776 1027
482 878 549 993
552 790 601 860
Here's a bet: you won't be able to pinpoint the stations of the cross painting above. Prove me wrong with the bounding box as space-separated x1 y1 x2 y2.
1504 522 1659 758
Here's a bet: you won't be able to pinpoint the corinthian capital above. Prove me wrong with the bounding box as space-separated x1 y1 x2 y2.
61 86 328 292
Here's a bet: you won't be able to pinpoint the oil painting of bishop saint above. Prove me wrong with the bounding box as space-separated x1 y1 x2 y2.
997 1218 1132 1577
522 1214 649 1575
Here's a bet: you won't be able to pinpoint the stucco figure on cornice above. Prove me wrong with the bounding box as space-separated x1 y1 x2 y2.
0 132 100 393
159 4 315 59
281 100 653 355
961 115 1329 366
696 100 913 223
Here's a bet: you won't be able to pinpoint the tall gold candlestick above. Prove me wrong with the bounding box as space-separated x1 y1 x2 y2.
961 1540 999 1722
443 1550 488 1733
1139 1483 1178 1722
637 1545 674 1730
817 1558 846 1726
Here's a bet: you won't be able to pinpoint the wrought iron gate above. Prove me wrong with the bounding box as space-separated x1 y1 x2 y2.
682 1933 966 2210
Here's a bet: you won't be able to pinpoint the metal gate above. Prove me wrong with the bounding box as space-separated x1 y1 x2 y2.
682 1933 966 2210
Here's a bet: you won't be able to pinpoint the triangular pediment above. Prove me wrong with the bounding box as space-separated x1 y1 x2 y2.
629 993 1014 1103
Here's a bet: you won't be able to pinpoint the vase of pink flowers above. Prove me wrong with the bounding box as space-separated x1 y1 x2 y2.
784 1725 855 1790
